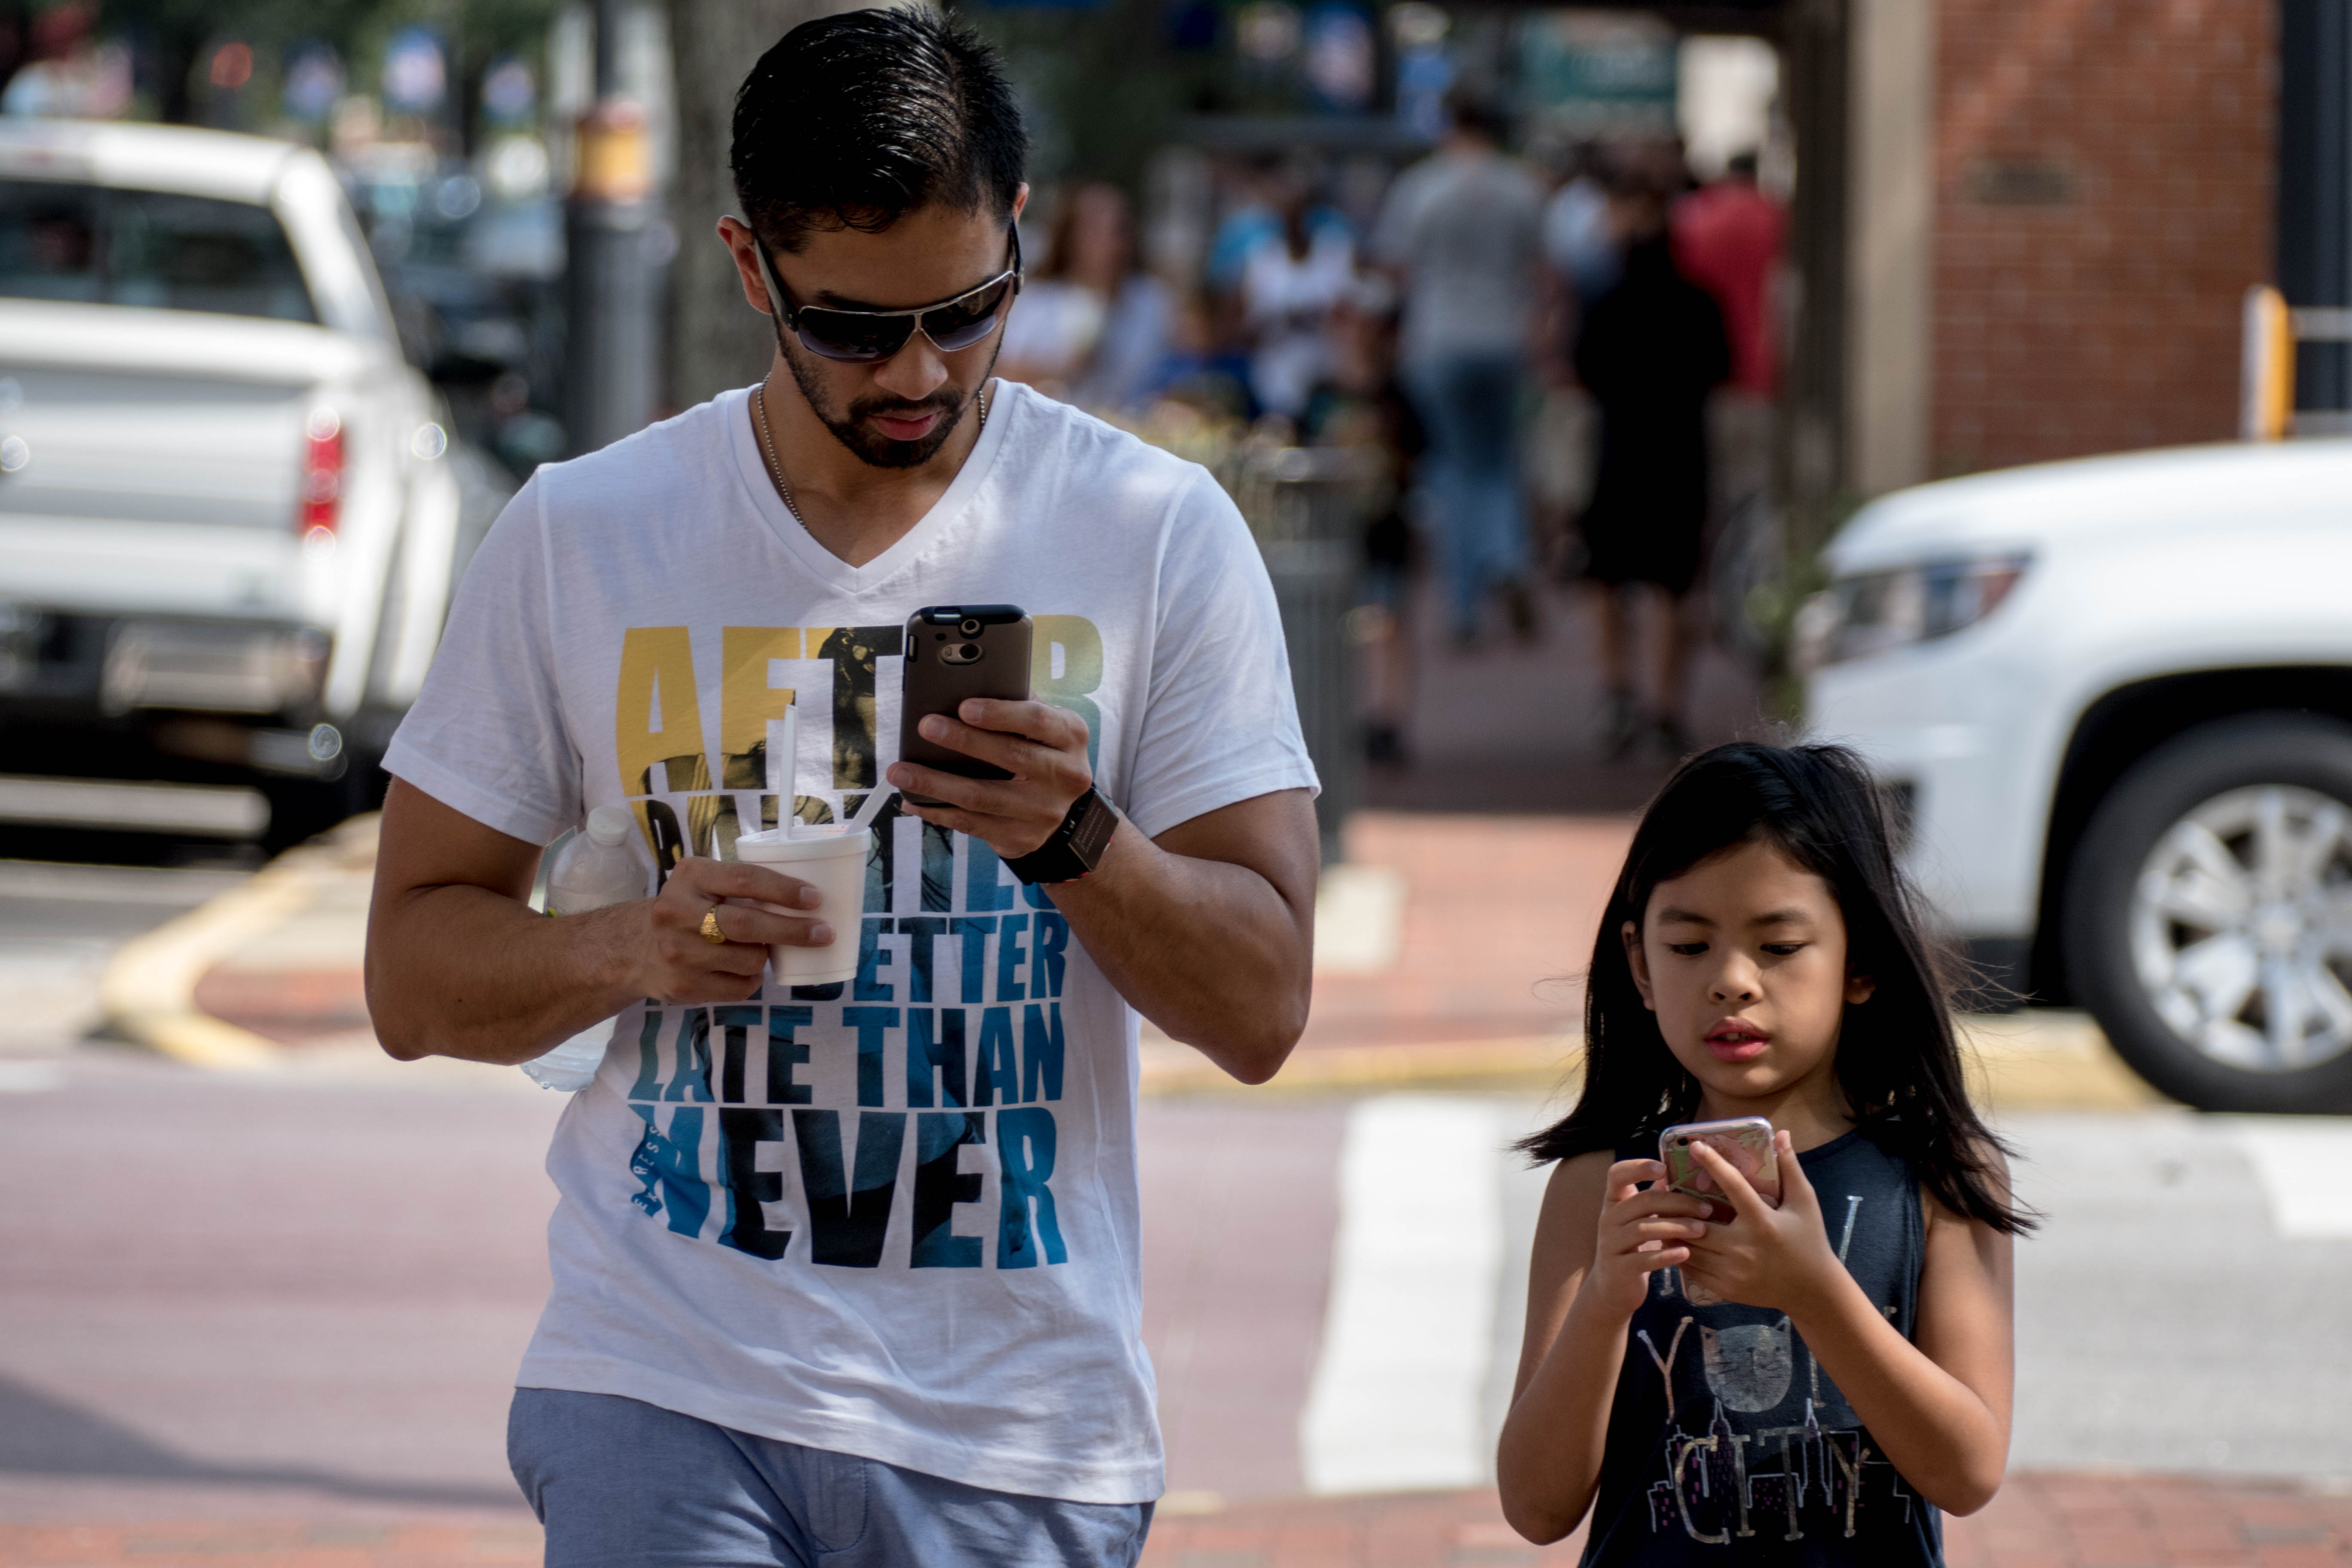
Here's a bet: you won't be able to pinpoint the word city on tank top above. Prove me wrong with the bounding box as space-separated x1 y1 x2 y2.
1579 1128 1941 1567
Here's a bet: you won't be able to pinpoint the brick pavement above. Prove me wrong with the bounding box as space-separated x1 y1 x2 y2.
0 1520 541 1566
1136 1475 2352 1568
182 806 1630 1057
1298 813 1627 1051
178 810 1629 1057
12 1474 2341 1566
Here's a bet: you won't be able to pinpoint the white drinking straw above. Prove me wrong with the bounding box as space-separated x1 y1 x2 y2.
849 782 897 830
773 701 799 838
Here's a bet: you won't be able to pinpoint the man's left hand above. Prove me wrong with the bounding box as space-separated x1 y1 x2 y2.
885 698 1092 858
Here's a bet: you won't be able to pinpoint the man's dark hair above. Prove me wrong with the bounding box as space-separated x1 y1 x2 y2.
731 8 1027 254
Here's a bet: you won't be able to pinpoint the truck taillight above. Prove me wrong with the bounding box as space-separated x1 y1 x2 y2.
301 408 343 541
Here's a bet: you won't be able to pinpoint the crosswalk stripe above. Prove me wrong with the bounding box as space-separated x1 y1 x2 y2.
1299 1094 1507 1493
2224 1115 2352 1238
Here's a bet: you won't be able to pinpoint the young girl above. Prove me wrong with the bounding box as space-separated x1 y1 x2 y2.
1498 742 2030 1562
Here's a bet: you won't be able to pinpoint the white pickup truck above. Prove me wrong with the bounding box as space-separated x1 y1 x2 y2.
0 119 504 846
1803 439 2352 1115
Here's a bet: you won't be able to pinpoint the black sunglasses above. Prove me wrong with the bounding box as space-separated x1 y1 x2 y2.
752 227 1023 364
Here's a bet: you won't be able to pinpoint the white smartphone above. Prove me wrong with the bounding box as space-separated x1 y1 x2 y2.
1658 1115 1783 1221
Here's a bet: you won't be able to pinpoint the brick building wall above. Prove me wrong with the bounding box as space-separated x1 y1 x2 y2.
1930 0 2274 473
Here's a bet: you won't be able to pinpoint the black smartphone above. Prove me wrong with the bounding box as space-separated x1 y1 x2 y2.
898 605 1033 807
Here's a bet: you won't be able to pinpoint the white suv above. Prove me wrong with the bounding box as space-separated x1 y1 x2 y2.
1803 438 2352 1114
0 119 500 845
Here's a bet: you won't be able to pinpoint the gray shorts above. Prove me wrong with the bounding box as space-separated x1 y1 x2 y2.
508 1387 1155 1568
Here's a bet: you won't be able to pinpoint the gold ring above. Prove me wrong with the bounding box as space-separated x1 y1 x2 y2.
698 908 727 945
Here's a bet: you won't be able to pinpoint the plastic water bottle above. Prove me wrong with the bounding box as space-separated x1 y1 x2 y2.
521 805 649 1090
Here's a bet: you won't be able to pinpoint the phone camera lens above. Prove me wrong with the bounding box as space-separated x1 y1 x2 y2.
960 618 982 636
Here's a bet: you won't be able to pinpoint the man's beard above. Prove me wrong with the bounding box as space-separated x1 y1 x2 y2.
775 329 1001 471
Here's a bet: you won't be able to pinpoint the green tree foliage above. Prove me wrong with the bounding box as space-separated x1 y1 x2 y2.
959 0 1215 196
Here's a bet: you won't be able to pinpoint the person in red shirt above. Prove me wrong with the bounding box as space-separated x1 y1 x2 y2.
1671 151 1786 398
1669 150 1785 732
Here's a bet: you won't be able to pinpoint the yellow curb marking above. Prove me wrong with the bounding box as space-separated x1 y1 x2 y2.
1959 1011 2171 1112
99 865 313 1068
96 820 379 1071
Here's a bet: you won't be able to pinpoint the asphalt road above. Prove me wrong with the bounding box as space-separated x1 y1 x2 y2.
0 855 249 1072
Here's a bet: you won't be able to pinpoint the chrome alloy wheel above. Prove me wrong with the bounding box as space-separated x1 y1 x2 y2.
2130 784 2352 1072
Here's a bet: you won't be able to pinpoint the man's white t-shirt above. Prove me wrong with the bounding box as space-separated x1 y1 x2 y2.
384 380 1316 1504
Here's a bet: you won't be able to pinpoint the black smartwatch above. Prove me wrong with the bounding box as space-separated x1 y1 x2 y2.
1004 787 1117 885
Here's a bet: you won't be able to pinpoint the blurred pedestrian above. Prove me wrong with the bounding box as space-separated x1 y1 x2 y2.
364 11 1320 1565
1240 174 1356 422
1673 149 1788 521
1573 179 1730 756
1308 273 1424 766
1206 154 1288 300
1496 740 2028 1555
1542 141 1621 309
1206 158 1351 410
1527 141 1621 578
1673 152 1783 399
998 181 1174 413
1372 86 1546 647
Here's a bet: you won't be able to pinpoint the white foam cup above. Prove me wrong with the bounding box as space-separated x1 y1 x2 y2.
731 826 873 987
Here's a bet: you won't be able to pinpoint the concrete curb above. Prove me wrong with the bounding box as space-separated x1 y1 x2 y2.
1143 1034 1576 1098
1143 1014 2169 1112
1958 1010 2171 1113
96 819 377 1070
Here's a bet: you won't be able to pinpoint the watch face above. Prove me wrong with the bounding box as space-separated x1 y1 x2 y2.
1005 793 1113 884
1070 792 1116 865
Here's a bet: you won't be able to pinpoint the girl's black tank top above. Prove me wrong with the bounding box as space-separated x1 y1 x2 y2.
1579 1128 1941 1567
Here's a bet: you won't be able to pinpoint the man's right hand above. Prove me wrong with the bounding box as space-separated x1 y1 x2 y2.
623 856 835 1004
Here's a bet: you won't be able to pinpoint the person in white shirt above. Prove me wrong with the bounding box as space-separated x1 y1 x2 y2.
997 182 1175 414
364 12 1320 1565
1240 182 1357 422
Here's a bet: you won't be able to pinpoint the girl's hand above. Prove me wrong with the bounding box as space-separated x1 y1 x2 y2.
1680 1131 1847 1314
1586 1159 1714 1321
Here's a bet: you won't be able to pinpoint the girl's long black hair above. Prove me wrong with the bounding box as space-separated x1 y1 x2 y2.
1518 741 2035 1236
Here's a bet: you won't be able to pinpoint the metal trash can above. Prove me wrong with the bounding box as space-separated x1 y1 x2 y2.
1231 444 1386 865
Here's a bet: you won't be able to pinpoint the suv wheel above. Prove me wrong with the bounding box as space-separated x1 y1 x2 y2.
2064 714 2352 1112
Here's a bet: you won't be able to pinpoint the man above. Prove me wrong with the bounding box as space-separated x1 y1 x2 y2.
364 12 1320 1565
1370 86 1546 648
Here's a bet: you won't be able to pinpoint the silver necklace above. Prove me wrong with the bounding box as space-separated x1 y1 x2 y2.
752 378 988 527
